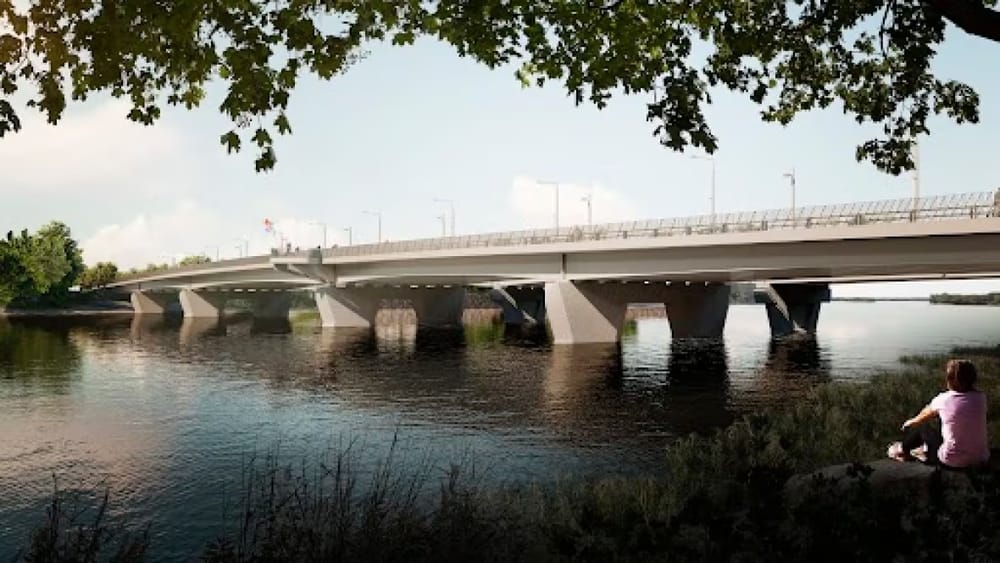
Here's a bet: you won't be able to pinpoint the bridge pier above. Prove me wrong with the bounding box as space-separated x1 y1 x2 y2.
755 283 831 338
489 286 547 326
130 291 177 315
545 281 731 344
247 291 293 319
179 289 227 319
315 286 467 329
663 283 731 338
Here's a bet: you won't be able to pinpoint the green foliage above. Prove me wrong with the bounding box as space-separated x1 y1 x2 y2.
78 262 119 290
177 255 212 267
0 222 84 308
2 1 996 174
930 292 1000 305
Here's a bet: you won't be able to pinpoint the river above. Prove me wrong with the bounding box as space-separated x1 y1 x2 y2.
2 302 1000 559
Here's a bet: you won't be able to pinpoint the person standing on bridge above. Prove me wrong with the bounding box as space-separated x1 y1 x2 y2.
888 359 989 469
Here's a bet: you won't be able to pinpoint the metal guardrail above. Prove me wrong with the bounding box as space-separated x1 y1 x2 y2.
116 191 1000 284
316 191 999 259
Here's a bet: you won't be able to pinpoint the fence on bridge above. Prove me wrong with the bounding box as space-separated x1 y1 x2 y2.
321 190 998 258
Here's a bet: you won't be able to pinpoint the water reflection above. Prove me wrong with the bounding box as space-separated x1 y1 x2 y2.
179 318 226 344
663 339 733 433
0 318 81 388
764 337 829 378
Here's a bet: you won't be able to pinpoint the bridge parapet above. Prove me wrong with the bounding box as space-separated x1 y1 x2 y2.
301 190 997 260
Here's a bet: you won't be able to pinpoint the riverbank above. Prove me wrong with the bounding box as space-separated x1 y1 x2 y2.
0 301 133 317
15 343 1000 561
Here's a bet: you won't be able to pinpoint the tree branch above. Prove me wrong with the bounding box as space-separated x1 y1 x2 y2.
925 0 1000 42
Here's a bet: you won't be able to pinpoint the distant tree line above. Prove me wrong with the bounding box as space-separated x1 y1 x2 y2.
1 221 214 308
930 293 1000 306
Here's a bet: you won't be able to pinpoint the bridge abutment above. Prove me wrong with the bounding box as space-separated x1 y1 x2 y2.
489 286 547 326
179 289 227 319
130 291 177 315
755 283 831 338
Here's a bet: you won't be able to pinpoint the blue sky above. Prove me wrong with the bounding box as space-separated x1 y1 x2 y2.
0 25 997 296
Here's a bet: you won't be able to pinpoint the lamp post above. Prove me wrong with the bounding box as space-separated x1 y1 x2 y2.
343 226 353 245
362 210 382 243
436 213 447 236
690 155 716 223
433 198 456 236
307 221 328 248
537 180 561 230
912 139 920 220
581 191 593 226
783 168 797 224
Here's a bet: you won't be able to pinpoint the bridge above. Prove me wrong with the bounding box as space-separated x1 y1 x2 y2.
109 191 1000 344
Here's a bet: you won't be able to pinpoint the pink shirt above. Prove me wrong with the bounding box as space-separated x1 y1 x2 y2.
929 390 989 467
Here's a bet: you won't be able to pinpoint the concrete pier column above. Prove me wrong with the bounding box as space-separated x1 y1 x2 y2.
489 286 547 325
409 288 467 328
130 291 177 315
179 289 227 319
663 283 730 338
756 283 831 338
314 286 380 329
545 281 629 345
248 291 293 319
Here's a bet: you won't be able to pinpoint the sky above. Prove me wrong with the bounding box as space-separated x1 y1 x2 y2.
1 23 998 297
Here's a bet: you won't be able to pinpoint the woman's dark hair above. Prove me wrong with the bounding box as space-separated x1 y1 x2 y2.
946 359 977 392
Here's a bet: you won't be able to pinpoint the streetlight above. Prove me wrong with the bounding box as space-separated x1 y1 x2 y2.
307 221 328 248
362 210 382 243
537 180 560 230
783 168 797 224
433 198 456 236
203 246 220 261
690 155 716 222
436 213 447 236
581 190 593 226
343 226 353 246
912 139 920 219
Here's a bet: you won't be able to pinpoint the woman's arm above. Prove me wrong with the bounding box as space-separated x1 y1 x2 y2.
901 406 938 430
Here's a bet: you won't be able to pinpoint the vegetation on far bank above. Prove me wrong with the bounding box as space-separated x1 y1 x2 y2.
15 344 1000 562
931 292 1000 306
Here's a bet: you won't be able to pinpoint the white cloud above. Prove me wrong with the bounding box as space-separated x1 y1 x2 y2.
82 200 225 268
509 176 639 229
0 100 187 194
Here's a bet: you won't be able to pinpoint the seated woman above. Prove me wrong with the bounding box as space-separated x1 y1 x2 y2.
889 359 989 469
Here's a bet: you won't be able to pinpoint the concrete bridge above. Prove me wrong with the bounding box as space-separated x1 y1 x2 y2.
109 191 1000 344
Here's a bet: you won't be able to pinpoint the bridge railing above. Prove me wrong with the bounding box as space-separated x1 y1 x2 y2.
320 190 997 258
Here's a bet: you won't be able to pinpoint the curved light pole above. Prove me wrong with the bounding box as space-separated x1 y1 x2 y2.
306 221 328 248
581 191 593 226
436 213 447 236
362 210 382 243
537 180 561 230
783 168 797 224
690 155 716 223
343 226 353 246
433 198 456 236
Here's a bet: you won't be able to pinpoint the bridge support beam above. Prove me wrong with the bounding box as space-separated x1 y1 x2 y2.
545 282 630 345
315 287 380 329
545 281 731 344
130 291 177 315
247 291 293 319
315 286 468 329
179 289 227 319
489 286 547 326
756 283 831 338
663 283 731 338
409 288 467 328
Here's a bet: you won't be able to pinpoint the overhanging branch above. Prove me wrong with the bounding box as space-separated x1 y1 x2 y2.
926 0 1000 42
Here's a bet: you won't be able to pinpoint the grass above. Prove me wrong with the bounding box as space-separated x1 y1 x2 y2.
16 346 1000 562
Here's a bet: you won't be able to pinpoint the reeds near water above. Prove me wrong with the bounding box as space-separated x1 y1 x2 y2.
16 346 1000 562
